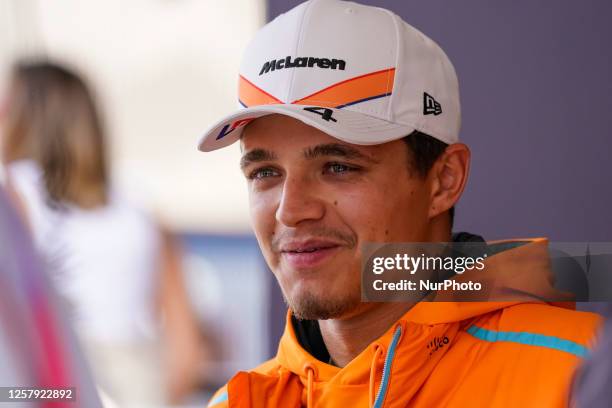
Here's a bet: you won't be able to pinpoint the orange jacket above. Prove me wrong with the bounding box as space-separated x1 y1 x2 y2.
208 239 601 407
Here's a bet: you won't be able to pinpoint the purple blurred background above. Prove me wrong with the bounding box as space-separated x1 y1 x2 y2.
268 0 612 241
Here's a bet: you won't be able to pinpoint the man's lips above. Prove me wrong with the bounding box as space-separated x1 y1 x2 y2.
280 239 341 253
279 239 343 268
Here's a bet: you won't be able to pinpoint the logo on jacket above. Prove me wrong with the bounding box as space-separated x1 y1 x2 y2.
427 336 449 356
259 56 346 75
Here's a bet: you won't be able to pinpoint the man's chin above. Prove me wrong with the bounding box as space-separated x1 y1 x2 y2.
287 291 361 321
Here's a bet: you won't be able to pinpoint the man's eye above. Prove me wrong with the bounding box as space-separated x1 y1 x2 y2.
248 167 279 180
324 163 357 174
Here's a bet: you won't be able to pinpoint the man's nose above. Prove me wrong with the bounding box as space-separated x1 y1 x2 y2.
275 174 325 227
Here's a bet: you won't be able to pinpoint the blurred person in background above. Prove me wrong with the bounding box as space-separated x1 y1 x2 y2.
0 60 205 407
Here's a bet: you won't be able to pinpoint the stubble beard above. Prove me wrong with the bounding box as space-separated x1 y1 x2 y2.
282 283 361 320
268 226 360 320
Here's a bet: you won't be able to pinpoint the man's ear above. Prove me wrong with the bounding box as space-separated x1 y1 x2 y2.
428 143 471 219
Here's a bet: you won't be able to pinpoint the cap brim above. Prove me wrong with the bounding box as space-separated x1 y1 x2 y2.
197 104 416 152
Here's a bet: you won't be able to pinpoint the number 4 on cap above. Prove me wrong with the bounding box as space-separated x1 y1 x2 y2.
303 106 337 122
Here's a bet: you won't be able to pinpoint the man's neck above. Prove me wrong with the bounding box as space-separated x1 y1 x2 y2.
318 302 415 367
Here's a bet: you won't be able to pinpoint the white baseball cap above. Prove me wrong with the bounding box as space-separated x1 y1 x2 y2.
198 0 460 152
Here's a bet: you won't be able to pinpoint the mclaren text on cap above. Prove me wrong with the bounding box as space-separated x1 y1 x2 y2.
259 56 346 75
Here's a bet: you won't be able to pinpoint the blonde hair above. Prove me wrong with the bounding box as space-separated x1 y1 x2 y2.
2 61 109 208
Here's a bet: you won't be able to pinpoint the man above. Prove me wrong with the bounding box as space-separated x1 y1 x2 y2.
198 1 600 406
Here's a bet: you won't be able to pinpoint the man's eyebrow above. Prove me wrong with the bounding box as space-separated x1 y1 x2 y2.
240 149 278 169
303 143 379 163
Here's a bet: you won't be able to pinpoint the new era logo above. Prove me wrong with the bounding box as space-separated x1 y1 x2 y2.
423 92 442 115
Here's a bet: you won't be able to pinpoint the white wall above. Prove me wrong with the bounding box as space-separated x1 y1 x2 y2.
0 0 266 232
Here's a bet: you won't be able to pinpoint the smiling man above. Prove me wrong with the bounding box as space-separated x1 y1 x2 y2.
240 115 466 325
198 1 601 407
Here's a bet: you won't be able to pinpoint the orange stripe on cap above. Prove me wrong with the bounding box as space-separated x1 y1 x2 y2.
292 68 395 108
239 76 283 107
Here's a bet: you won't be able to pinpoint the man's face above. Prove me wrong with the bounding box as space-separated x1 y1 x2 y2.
241 115 433 320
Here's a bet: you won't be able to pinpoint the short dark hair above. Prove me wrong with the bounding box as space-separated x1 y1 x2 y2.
402 130 455 226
